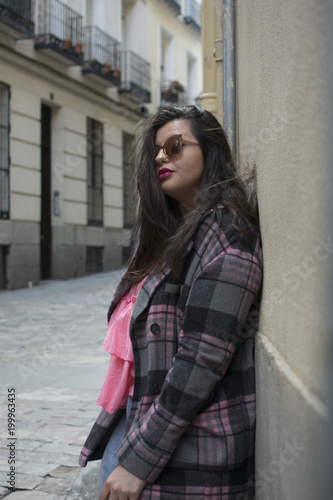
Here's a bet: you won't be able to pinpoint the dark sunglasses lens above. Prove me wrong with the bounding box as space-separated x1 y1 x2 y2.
165 136 182 158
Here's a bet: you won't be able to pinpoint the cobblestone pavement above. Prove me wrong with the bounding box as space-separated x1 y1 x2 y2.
0 269 125 499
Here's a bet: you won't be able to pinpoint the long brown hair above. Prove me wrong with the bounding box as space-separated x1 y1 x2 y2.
126 105 259 282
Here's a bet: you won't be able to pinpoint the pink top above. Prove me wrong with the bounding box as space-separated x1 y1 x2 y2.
96 278 147 414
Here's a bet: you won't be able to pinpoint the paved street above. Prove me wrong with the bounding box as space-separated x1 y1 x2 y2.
0 269 125 499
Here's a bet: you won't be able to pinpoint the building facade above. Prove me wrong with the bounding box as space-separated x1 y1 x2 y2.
0 0 202 289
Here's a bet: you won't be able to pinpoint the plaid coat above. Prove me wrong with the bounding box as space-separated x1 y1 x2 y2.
79 208 262 499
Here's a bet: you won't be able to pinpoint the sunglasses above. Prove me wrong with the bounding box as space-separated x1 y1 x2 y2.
154 134 199 160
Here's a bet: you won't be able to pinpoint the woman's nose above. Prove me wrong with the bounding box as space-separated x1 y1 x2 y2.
155 148 169 164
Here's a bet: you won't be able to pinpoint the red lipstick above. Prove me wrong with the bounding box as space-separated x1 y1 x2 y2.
158 168 174 180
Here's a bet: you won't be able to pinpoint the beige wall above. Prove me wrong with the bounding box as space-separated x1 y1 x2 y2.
146 0 202 112
200 0 217 116
236 0 330 498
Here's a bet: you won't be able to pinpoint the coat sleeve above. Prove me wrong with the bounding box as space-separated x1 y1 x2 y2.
115 239 262 482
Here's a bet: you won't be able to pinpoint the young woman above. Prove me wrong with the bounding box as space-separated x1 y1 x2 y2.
79 106 263 500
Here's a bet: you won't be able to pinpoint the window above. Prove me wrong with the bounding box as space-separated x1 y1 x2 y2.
123 132 133 228
0 82 10 220
160 27 174 88
87 118 103 226
184 0 201 33
86 246 103 273
186 51 199 104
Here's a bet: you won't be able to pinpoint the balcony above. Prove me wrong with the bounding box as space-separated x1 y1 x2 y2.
184 0 201 34
34 0 83 66
82 26 121 87
0 0 34 36
119 51 151 103
160 80 187 107
162 0 181 15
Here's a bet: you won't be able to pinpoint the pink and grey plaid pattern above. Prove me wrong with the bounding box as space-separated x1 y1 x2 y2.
79 208 262 499
138 461 255 499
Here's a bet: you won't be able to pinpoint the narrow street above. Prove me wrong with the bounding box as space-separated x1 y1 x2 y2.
0 269 124 499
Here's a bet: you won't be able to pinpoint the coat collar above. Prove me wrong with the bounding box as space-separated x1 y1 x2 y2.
131 239 194 322
131 267 169 322
107 264 172 323
108 239 195 323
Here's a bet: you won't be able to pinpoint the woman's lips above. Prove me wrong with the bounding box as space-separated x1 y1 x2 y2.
158 168 174 180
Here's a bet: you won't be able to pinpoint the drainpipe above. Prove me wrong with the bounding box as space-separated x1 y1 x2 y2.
222 0 236 158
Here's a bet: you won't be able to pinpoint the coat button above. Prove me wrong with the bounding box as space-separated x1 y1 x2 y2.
150 323 160 335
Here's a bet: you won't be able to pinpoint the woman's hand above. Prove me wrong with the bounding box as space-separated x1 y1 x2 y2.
98 464 146 500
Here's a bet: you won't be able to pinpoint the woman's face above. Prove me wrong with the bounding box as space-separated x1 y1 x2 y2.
155 119 204 209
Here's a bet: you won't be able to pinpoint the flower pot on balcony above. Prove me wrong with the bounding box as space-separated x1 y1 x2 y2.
172 80 184 92
113 69 121 79
74 43 83 54
103 63 112 73
63 39 72 51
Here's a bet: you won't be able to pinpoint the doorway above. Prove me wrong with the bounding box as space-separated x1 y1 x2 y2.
40 104 52 280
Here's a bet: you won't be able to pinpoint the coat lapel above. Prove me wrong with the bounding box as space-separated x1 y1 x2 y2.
131 240 196 322
110 240 195 324
107 266 172 324
131 265 171 322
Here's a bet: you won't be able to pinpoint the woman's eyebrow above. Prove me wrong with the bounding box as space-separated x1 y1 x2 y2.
155 134 182 146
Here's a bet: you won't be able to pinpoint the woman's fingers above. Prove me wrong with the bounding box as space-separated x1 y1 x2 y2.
98 465 146 500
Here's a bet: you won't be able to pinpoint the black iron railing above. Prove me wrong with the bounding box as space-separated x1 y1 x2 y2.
163 0 181 15
119 51 151 103
35 0 83 63
83 26 121 85
184 0 201 33
0 0 34 35
160 80 187 107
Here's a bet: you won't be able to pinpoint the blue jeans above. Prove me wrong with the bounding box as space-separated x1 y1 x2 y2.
98 396 132 495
